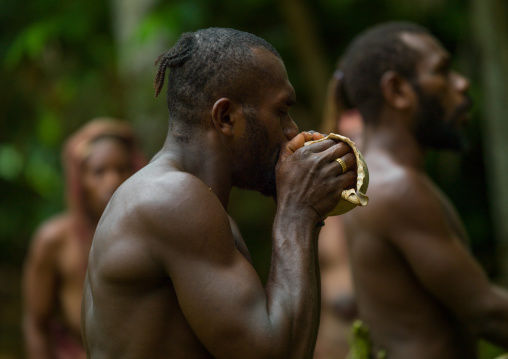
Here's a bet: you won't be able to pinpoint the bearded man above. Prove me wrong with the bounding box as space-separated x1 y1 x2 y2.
339 22 508 358
81 28 357 358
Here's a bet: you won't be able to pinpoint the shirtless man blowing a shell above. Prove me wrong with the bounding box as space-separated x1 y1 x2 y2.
81 28 357 358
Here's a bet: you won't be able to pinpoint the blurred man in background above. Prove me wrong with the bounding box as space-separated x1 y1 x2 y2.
23 119 146 359
340 22 508 358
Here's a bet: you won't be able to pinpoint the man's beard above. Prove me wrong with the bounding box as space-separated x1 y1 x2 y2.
412 84 472 151
232 107 278 197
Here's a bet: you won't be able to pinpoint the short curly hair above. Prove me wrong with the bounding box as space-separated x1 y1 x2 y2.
340 22 430 123
154 28 281 134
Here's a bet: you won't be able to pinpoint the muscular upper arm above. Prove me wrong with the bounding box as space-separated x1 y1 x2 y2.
143 181 273 358
381 172 495 322
23 218 63 323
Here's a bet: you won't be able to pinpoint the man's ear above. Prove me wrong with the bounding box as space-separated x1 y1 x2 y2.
211 98 238 137
380 71 416 110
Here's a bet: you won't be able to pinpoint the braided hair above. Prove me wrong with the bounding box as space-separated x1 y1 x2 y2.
154 28 281 136
154 33 197 98
340 22 429 123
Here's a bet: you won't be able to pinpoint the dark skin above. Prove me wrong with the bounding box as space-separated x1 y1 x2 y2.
81 48 357 359
344 33 508 358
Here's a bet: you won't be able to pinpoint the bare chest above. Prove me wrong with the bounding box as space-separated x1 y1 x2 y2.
428 181 470 244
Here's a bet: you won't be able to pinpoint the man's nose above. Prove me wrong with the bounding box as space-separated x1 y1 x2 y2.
453 71 470 94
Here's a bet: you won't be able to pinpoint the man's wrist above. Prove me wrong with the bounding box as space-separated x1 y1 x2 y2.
274 207 323 231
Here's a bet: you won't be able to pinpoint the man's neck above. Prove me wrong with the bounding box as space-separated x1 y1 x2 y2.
158 130 233 209
363 115 426 171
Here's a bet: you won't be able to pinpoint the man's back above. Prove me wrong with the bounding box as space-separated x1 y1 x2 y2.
82 158 218 358
345 151 477 358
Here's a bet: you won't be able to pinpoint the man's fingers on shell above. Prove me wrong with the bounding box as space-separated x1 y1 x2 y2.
304 139 336 153
341 153 356 173
342 170 357 187
323 141 351 161
324 160 343 177
331 152 356 175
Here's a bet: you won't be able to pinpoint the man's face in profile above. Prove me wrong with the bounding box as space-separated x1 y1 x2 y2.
234 107 279 197
412 83 471 151
403 33 472 151
231 49 298 197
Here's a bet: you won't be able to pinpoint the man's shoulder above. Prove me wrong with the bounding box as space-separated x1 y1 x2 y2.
28 213 73 260
368 162 456 237
367 161 430 207
112 168 228 237
32 213 73 244
354 160 439 231
90 170 232 279
134 169 218 209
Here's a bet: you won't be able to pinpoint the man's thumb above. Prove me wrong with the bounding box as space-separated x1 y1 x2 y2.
279 132 311 162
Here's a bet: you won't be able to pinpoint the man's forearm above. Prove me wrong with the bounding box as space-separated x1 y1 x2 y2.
308 227 322 357
264 213 321 358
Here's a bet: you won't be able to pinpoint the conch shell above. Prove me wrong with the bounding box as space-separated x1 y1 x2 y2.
304 133 369 216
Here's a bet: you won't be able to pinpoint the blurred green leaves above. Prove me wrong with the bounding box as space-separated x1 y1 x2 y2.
37 110 63 147
0 142 62 199
133 0 208 46
0 0 119 253
4 19 59 68
0 146 23 181
24 147 62 199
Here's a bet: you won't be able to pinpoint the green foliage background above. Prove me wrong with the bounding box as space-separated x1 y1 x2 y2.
1 0 506 357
